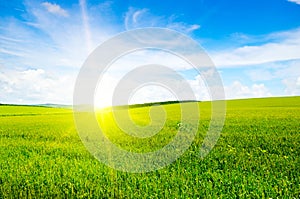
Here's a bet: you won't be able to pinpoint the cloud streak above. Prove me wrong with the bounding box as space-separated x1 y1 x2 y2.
0 1 114 70
79 0 93 53
0 1 115 104
0 1 299 105
287 0 300 5
124 7 200 34
211 28 300 67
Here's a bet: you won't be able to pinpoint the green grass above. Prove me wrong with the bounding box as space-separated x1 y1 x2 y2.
0 97 300 198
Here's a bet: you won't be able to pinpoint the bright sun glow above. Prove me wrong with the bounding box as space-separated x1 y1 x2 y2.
93 49 192 109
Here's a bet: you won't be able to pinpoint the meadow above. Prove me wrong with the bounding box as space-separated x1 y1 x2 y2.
0 97 299 198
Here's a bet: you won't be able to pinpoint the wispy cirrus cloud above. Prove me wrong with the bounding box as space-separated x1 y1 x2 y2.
208 28 300 100
41 2 69 17
0 1 113 70
124 7 200 34
210 28 300 67
0 1 114 104
1 0 299 105
245 59 300 82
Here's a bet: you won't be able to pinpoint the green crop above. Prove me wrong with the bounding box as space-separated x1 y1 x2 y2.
0 97 299 198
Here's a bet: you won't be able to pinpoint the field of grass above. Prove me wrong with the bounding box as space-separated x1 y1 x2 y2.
0 97 299 198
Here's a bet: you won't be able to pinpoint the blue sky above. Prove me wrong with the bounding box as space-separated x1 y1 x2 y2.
0 0 300 105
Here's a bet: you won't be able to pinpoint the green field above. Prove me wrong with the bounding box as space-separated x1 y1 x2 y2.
0 97 300 198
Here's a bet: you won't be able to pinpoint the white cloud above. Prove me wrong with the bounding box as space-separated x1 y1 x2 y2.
187 24 201 32
282 76 300 95
188 75 211 101
211 28 300 67
1 2 205 105
93 50 194 108
124 7 158 30
0 0 112 70
129 85 177 105
297 76 300 86
79 0 92 52
41 2 69 17
105 50 192 74
247 69 274 81
2 1 298 105
0 68 76 104
132 8 148 24
0 47 26 57
166 23 200 34
94 70 213 108
244 59 300 84
124 7 200 34
225 81 272 99
287 0 300 5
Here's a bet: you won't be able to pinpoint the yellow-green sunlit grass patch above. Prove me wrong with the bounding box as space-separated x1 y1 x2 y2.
0 97 299 198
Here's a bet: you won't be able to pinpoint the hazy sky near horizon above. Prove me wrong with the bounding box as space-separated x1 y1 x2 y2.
1 0 300 106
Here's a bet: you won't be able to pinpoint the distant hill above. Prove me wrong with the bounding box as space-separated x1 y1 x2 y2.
110 100 200 110
33 104 72 108
0 103 71 109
